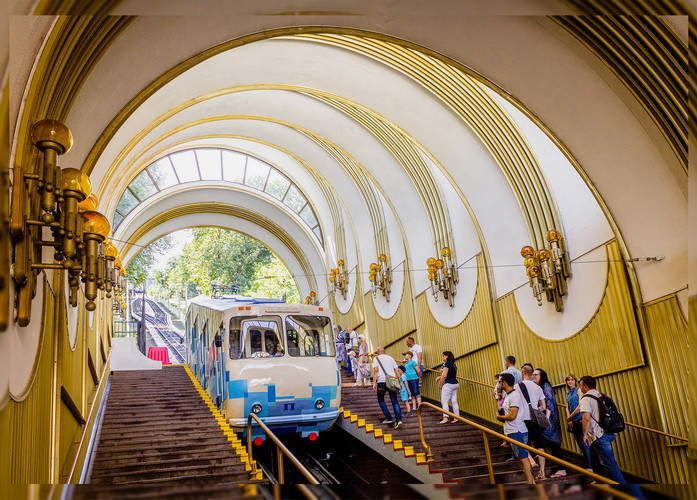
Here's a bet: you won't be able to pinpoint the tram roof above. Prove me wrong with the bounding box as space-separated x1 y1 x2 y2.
188 295 285 312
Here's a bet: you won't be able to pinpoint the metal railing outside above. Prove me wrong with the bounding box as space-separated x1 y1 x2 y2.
246 413 320 485
416 402 637 500
424 367 687 443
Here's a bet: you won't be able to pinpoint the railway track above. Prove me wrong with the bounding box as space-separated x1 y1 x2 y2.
132 298 187 363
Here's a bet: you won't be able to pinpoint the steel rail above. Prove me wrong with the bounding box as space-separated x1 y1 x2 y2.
246 413 321 484
423 367 688 442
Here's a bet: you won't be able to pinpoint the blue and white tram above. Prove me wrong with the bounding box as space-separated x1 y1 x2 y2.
186 295 341 440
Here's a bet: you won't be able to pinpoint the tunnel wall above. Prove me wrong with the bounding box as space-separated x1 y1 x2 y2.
333 239 689 484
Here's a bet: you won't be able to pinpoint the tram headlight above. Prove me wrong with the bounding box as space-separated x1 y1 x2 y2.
251 403 263 414
314 399 325 410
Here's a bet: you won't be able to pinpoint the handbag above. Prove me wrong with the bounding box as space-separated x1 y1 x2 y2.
518 382 551 429
376 356 401 393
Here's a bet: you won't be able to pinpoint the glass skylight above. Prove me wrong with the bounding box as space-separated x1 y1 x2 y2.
113 147 322 244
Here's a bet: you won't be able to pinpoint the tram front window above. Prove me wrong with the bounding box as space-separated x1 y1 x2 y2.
229 316 283 359
285 316 335 357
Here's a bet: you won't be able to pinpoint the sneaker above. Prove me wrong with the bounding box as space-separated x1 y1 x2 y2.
406 412 413 417
394 421 403 429
382 419 394 424
505 456 517 462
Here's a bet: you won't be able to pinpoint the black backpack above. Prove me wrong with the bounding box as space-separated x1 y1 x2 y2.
583 393 625 434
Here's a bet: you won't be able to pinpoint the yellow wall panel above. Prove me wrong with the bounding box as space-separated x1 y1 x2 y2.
413 253 497 369
362 262 417 351
496 241 644 384
8 277 55 483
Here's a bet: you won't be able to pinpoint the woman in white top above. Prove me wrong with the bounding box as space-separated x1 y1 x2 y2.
353 334 369 387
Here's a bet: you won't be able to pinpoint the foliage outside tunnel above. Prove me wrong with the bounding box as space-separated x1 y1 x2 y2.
126 228 300 303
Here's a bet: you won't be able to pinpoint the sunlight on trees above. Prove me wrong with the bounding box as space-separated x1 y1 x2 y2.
134 228 299 302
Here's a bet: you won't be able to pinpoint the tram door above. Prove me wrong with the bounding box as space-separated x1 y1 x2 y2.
214 322 226 409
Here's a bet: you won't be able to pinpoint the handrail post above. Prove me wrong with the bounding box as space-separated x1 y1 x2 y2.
277 446 285 484
247 415 257 474
416 403 434 462
481 430 495 484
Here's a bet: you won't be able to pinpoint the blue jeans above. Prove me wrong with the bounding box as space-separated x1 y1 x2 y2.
571 420 593 469
407 378 420 398
377 382 402 422
591 434 625 483
507 432 529 459
591 434 644 499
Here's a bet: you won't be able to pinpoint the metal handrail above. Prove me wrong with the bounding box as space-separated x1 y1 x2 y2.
67 348 112 483
424 367 688 442
246 413 320 484
417 401 619 485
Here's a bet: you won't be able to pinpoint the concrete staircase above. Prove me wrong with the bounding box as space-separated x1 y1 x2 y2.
80 366 262 497
338 379 595 489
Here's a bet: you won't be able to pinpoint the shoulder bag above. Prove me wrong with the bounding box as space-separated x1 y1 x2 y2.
376 356 401 393
519 382 551 429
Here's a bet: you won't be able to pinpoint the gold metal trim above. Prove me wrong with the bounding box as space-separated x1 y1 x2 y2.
120 202 318 293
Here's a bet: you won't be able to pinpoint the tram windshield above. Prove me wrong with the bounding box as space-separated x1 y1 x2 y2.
285 316 335 357
229 316 283 359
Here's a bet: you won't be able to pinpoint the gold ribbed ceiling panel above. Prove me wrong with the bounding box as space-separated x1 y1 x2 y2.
553 15 687 172
14 15 134 168
287 34 562 249
306 92 452 252
120 202 318 292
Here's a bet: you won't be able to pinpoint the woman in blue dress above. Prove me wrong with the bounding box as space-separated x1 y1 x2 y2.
532 368 566 479
564 373 593 470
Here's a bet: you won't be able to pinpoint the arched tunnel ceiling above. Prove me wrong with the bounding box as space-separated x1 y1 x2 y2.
8 17 687 317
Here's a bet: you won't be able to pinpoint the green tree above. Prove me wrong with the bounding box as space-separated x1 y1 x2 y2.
248 257 300 302
175 228 273 295
125 235 173 285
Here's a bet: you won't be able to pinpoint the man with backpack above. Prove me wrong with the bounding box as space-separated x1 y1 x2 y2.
579 375 627 484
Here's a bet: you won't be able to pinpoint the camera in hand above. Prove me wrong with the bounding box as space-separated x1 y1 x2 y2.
498 408 505 416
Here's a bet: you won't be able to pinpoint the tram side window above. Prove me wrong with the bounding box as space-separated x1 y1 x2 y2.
229 316 283 358
229 319 242 359
285 316 335 357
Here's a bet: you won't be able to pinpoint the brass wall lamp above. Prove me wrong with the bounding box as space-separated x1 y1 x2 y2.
80 211 111 311
103 242 118 297
426 247 459 307
328 259 349 299
521 229 571 312
368 253 392 301
304 290 319 306
10 119 114 324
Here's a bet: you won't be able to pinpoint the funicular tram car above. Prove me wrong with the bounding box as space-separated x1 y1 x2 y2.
186 296 341 441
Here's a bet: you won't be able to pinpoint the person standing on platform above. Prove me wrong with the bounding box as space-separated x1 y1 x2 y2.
347 327 359 357
372 346 403 429
402 351 422 409
397 365 414 416
405 336 423 385
533 368 566 479
497 372 535 484
579 376 627 483
502 356 523 385
435 351 459 424
564 374 593 471
334 325 346 371
357 334 370 386
516 365 545 470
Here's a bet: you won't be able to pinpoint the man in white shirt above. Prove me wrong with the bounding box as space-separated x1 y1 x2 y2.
405 336 423 382
372 346 403 428
497 373 534 484
579 375 628 485
515 365 546 453
347 327 359 354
